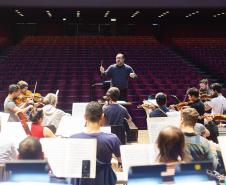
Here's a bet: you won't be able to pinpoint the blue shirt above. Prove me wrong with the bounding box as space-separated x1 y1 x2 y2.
105 64 134 89
149 106 169 117
103 104 130 126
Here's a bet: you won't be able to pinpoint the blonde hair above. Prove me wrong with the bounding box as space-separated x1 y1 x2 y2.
181 108 199 127
43 93 57 106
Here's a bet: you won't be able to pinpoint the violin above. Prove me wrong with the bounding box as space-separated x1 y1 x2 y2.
170 101 192 111
204 114 226 121
17 112 32 136
200 92 218 101
137 102 158 110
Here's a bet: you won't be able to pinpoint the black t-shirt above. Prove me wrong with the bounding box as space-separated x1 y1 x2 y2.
188 99 205 124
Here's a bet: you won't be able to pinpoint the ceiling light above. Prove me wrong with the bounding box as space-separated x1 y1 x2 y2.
62 18 67 21
111 18 117 22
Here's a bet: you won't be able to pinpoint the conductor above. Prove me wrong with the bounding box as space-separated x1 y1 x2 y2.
100 53 137 101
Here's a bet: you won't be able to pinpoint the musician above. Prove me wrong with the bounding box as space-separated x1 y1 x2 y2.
180 108 216 167
4 84 33 122
103 87 132 126
71 101 121 185
148 92 169 117
186 87 205 124
30 108 56 139
42 93 70 129
99 53 137 101
205 83 226 114
16 80 33 107
199 79 211 97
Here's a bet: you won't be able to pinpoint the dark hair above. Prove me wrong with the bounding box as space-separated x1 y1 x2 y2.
157 126 190 163
85 101 102 122
106 87 120 101
8 84 19 94
155 92 167 106
30 109 44 123
210 83 222 93
18 136 43 159
116 53 125 59
187 87 199 98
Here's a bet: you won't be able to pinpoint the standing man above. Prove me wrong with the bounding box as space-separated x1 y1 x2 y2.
4 84 33 122
100 53 137 101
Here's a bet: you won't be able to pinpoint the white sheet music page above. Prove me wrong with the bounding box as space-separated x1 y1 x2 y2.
40 138 97 178
120 144 157 179
56 115 85 137
0 112 10 125
72 102 88 119
147 111 180 144
217 136 226 169
1 121 28 148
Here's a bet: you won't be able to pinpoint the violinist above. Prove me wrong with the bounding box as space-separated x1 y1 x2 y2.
186 87 205 124
205 83 226 114
4 84 33 122
199 79 211 101
142 92 169 117
16 80 33 107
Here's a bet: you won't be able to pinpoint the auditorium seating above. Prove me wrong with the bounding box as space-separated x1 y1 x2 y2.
172 38 226 84
0 36 205 128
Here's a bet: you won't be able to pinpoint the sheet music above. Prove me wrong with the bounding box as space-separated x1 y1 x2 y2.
147 112 180 144
120 144 157 179
0 112 10 125
1 122 31 148
56 115 85 137
217 136 226 169
40 138 97 178
72 103 88 119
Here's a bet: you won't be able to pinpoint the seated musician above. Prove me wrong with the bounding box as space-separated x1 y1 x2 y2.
156 126 191 175
204 83 226 114
42 93 70 129
199 79 211 97
4 84 33 122
180 108 218 169
103 87 132 126
147 92 169 117
71 102 121 185
30 108 56 139
186 87 205 124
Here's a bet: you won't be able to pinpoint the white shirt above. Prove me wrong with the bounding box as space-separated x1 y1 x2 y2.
206 94 226 114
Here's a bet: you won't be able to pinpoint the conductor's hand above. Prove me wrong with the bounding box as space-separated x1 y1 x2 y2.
129 72 137 78
100 66 105 74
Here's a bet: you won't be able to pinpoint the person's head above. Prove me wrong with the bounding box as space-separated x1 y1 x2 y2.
155 92 167 106
17 80 28 94
115 53 125 66
187 87 199 102
43 93 57 106
199 79 209 90
18 136 44 160
180 108 199 129
8 84 20 98
30 108 44 123
85 101 103 124
105 87 120 102
210 83 222 94
157 126 189 163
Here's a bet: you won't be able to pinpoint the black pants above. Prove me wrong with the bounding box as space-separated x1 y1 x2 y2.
118 88 128 101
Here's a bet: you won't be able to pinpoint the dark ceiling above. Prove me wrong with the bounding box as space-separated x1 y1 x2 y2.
0 8 226 24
